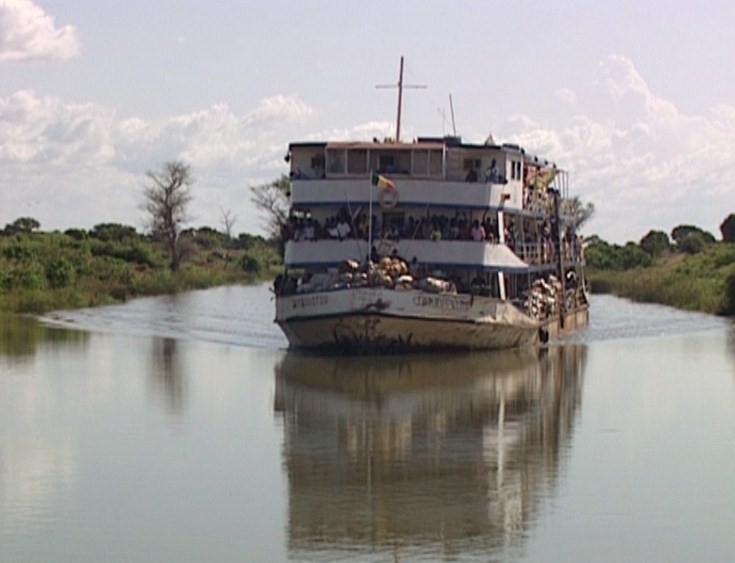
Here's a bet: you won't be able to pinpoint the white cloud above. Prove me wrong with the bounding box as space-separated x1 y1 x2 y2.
2 54 735 242
503 55 735 241
243 94 315 128
0 90 317 233
555 88 577 105
0 0 80 62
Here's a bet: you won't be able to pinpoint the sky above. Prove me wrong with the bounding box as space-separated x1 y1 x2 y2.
2 0 735 244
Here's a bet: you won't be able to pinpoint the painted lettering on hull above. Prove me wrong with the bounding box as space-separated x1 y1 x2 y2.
412 294 472 312
291 294 328 309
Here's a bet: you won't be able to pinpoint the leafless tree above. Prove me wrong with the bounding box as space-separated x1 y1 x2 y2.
219 206 237 267
250 174 290 240
142 161 193 271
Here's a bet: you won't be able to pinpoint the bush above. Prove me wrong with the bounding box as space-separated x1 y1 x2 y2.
45 257 76 288
3 243 36 261
240 255 261 274
679 233 707 254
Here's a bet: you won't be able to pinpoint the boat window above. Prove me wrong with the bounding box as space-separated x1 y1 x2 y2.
463 158 482 170
326 149 345 174
412 150 428 175
347 150 368 174
378 154 396 172
510 160 521 180
428 149 443 177
310 154 325 178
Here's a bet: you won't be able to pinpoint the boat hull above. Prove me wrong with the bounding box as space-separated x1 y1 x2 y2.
275 288 587 353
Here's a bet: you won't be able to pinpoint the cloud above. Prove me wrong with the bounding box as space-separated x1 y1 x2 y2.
2 54 735 243
0 0 80 62
555 88 577 105
505 55 735 242
242 94 315 128
0 90 317 233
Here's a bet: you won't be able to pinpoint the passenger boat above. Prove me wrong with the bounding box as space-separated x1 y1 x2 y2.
273 64 589 353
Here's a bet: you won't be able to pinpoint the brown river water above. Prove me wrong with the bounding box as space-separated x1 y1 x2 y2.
1 283 734 562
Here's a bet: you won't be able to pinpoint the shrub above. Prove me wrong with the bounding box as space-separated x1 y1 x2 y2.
45 257 76 288
679 233 707 255
240 255 261 274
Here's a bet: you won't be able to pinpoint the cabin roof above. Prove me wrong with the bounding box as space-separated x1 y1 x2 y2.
288 138 557 168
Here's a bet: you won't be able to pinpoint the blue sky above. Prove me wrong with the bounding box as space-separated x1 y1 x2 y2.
2 0 735 243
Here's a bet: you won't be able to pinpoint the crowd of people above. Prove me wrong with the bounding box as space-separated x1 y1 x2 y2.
281 201 584 266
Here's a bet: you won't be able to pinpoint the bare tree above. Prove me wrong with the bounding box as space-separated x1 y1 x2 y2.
143 161 193 271
219 206 237 267
250 174 290 240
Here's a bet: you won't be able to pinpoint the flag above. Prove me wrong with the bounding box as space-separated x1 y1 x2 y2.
371 172 395 190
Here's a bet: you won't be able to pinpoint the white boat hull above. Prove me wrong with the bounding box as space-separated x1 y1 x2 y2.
275 287 587 353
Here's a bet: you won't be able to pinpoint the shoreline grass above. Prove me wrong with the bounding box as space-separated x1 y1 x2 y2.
0 228 281 315
588 243 735 316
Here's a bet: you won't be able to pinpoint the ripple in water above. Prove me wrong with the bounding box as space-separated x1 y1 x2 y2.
44 282 288 349
564 294 727 344
44 286 728 349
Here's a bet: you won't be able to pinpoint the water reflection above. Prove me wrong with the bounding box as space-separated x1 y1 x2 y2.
274 345 587 561
0 314 88 364
147 337 186 414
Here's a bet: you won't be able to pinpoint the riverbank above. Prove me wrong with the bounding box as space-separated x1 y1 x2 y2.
588 242 735 316
0 227 281 314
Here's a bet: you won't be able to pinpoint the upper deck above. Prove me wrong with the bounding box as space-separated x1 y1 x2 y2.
286 136 566 213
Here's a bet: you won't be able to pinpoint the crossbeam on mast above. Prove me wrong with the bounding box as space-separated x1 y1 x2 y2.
375 56 426 142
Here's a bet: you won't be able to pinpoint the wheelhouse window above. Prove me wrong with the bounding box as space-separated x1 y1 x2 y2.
510 160 521 180
412 150 428 175
378 154 396 172
347 149 368 174
326 149 345 174
463 158 482 170
428 149 443 177
310 154 325 178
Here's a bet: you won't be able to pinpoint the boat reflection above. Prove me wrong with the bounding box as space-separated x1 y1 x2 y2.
274 345 587 560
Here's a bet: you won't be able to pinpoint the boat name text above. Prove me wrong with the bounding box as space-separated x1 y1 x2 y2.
291 294 329 309
412 294 472 312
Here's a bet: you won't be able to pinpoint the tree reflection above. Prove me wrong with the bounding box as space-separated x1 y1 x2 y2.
0 314 88 363
274 346 587 561
148 337 186 414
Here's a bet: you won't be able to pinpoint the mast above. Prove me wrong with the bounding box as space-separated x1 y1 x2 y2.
396 56 404 142
376 56 426 142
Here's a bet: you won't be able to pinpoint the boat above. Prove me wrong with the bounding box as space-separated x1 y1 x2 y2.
273 62 589 353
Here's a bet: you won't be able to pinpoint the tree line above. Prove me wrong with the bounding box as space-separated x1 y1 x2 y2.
585 216 735 316
0 160 281 314
585 222 730 271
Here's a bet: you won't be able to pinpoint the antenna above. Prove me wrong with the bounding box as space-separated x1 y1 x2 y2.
375 56 426 142
449 93 457 136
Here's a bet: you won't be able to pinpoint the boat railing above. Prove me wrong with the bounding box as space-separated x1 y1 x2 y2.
515 242 554 265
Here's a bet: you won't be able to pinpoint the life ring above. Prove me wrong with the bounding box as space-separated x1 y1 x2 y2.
378 187 398 209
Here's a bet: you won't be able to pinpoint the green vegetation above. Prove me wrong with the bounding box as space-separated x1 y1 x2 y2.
0 222 281 314
586 223 735 315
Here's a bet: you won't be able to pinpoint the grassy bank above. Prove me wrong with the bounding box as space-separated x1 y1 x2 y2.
0 226 281 314
588 243 735 315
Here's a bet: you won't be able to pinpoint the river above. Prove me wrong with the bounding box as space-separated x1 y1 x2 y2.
1 284 734 562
